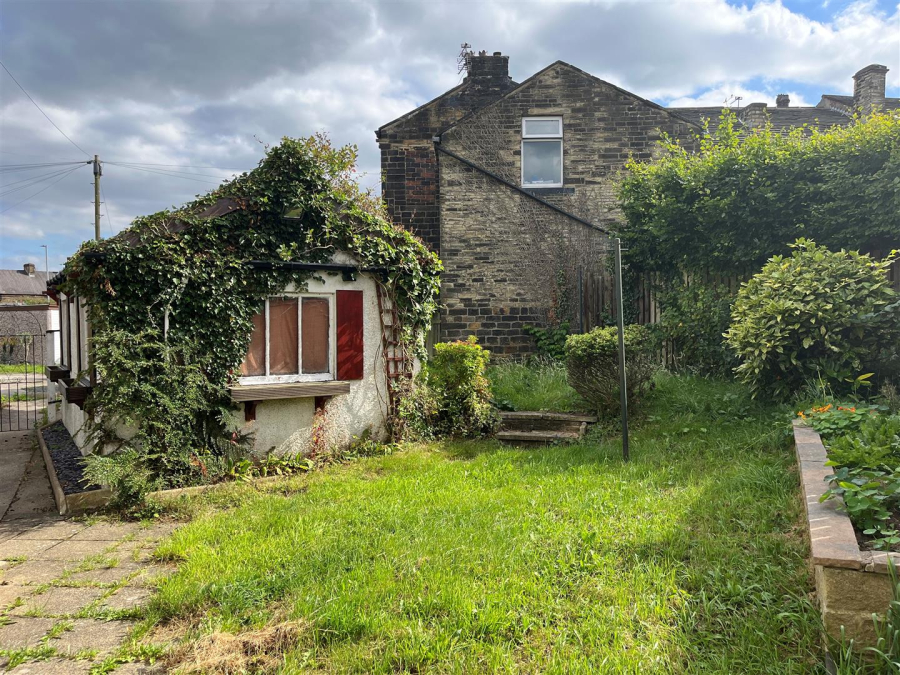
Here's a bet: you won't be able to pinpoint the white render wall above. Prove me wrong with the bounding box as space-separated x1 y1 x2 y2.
244 267 389 456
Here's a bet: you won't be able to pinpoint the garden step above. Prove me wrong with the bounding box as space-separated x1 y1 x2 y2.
496 430 583 446
499 411 596 435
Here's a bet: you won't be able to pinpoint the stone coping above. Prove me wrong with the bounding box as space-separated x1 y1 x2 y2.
793 419 900 574
37 423 283 514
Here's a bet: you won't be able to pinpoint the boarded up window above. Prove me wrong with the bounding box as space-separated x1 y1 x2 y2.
240 310 267 376
302 297 329 374
269 298 299 375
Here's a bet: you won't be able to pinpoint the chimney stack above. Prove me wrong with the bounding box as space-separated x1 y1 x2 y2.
741 102 769 128
464 51 512 92
23 263 36 277
776 94 790 108
853 64 888 114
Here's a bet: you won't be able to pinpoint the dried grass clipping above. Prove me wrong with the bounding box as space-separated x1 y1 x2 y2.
168 620 307 674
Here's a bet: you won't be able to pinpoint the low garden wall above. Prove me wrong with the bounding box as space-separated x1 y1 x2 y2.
793 420 899 645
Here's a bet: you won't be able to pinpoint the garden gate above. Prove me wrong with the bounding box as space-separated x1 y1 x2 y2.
0 309 47 432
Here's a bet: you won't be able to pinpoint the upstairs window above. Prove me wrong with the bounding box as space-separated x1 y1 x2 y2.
240 295 333 383
522 117 563 188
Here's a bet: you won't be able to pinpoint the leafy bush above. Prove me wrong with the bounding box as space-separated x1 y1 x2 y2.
565 324 658 415
657 282 737 376
825 415 900 470
523 323 570 361
398 337 499 440
618 111 900 276
822 465 900 550
798 403 886 440
726 240 899 399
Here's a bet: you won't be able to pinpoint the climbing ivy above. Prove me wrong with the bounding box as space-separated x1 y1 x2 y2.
61 135 441 489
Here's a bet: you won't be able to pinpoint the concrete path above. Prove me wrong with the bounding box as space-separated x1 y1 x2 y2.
0 430 175 673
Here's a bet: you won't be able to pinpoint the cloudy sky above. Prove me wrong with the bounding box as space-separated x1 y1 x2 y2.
1 0 898 272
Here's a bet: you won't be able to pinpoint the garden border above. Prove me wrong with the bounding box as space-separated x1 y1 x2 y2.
37 423 281 515
793 419 899 645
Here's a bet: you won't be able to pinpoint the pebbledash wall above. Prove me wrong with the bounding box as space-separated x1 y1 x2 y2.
51 256 389 457
435 62 696 354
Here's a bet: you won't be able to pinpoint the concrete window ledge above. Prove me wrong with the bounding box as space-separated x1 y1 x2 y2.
793 419 900 645
228 380 351 402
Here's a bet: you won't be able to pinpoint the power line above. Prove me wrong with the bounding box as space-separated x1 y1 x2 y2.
99 179 113 235
0 164 85 215
0 60 90 157
0 161 86 174
0 165 88 197
110 161 251 170
106 161 231 180
1 165 88 191
106 162 223 185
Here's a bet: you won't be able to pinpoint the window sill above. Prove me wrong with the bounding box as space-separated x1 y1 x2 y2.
523 186 573 195
229 380 351 402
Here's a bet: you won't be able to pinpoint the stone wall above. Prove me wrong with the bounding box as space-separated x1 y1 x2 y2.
436 62 697 354
376 53 517 253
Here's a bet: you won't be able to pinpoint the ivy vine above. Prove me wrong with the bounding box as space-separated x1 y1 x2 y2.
60 135 441 490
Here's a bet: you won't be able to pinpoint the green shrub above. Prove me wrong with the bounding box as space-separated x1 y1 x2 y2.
523 323 570 361
657 282 737 376
565 324 658 415
825 415 900 469
398 337 499 440
726 240 899 399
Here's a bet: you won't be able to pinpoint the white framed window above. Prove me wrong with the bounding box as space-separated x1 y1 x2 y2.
521 116 563 188
239 294 335 384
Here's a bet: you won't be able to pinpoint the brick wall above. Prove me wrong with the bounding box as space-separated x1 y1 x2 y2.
437 62 698 354
377 54 516 253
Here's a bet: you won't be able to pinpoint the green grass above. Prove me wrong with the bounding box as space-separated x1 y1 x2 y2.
0 363 41 375
148 374 821 673
488 358 587 412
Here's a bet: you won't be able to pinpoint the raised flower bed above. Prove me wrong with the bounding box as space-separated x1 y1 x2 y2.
793 419 899 645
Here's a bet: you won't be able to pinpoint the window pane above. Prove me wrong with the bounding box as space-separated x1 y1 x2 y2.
269 298 299 375
240 309 266 377
523 140 562 185
302 297 330 374
523 119 560 136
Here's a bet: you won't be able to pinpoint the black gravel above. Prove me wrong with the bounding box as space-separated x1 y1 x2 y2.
41 421 101 494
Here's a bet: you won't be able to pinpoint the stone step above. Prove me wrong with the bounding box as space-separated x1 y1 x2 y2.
499 411 596 435
496 429 583 446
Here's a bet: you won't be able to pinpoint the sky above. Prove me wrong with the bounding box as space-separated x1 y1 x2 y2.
1 0 898 273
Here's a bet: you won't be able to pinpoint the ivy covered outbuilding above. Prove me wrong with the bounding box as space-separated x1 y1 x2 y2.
47 136 441 492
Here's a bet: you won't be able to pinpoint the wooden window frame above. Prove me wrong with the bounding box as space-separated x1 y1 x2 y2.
521 116 564 189
238 293 335 386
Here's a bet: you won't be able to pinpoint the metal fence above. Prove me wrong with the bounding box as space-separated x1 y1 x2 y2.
0 329 47 432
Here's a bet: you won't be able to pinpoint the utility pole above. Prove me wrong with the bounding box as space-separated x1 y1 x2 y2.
614 238 630 461
40 244 48 279
92 155 102 241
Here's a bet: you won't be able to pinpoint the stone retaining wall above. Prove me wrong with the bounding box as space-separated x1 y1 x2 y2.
793 419 899 645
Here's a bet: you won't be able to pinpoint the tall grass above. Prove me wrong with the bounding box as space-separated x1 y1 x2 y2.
488 358 587 412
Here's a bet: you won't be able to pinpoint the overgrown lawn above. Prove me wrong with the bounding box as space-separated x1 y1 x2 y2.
148 375 820 673
488 358 587 412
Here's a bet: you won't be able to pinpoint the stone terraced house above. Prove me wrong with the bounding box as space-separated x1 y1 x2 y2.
377 54 897 355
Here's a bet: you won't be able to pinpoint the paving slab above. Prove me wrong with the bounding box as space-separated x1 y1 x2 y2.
0 616 55 649
49 618 133 656
3 448 58 522
7 658 93 674
113 662 165 674
65 563 143 586
33 539 112 561
1 560 73 585
11 520 87 541
72 523 140 541
0 538 60 560
0 432 33 521
129 564 176 587
15 586 105 616
0 582 29 610
102 586 153 612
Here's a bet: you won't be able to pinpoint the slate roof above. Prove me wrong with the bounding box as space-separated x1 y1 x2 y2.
0 269 55 296
668 106 852 135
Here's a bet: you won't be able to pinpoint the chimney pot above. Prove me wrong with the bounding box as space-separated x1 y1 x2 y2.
776 94 790 108
853 64 888 114
23 263 36 276
493 51 502 56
